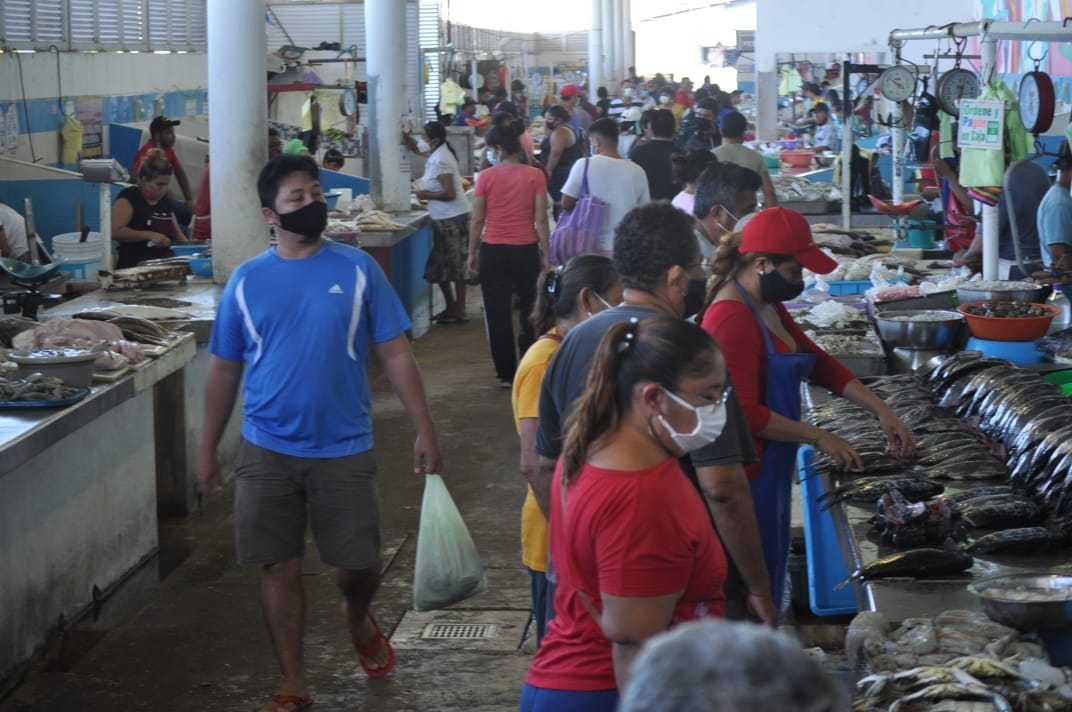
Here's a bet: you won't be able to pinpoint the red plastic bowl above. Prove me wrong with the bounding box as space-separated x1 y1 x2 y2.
868 195 924 215
780 149 815 168
956 302 1057 341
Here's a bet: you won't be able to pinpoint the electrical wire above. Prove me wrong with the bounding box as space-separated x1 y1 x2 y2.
7 47 39 163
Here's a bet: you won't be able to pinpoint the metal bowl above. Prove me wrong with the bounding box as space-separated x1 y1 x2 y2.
956 281 1044 304
968 573 1072 631
873 309 965 349
814 152 836 167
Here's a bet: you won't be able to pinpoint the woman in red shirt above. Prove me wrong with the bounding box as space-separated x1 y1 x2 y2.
701 207 914 613
469 119 550 387
521 316 730 712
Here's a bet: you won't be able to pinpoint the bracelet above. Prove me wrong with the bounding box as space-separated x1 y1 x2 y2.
808 425 823 448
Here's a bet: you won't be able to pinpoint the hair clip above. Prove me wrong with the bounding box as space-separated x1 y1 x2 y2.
545 265 564 295
618 317 640 352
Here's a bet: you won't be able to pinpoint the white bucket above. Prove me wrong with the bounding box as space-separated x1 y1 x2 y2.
52 232 104 279
334 188 353 211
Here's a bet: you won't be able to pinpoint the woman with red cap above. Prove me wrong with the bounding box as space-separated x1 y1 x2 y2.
701 206 914 612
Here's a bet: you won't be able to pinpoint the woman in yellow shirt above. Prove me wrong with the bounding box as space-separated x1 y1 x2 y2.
511 254 621 646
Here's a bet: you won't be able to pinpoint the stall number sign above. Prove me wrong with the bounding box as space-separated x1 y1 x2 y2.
958 100 1004 150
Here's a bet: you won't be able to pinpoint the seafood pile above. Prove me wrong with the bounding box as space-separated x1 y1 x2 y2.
930 352 1072 524
0 373 82 402
808 367 1071 566
11 318 145 370
961 302 1052 318
1036 327 1072 362
848 609 1072 711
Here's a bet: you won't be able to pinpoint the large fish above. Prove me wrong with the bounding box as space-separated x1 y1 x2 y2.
965 526 1064 554
837 543 973 588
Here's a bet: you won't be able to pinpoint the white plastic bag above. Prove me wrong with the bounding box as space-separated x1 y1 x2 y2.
413 474 487 612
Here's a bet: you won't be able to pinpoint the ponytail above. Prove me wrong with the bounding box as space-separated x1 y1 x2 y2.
561 319 637 488
531 254 618 336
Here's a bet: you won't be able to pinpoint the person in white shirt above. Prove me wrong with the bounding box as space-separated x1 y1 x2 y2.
607 79 644 119
561 118 651 255
811 103 839 153
0 203 30 262
406 121 472 323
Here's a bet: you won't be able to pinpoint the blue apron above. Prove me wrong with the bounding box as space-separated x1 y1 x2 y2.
736 282 816 609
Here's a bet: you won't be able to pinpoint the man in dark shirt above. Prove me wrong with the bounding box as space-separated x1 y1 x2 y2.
628 108 680 200
535 201 777 626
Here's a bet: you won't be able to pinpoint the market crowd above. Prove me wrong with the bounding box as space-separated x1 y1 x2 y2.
180 68 1072 712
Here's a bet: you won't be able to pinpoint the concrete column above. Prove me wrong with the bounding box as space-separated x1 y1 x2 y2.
612 0 624 82
602 0 616 87
365 0 411 212
621 0 633 80
588 0 603 95
207 0 268 281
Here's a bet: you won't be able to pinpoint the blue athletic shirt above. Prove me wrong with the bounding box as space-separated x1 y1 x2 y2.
210 240 411 458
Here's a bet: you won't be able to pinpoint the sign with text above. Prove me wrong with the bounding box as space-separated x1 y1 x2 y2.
958 100 1004 150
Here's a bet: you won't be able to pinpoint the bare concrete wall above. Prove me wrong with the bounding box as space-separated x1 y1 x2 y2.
0 394 157 679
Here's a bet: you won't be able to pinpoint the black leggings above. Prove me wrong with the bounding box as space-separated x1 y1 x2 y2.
478 242 540 382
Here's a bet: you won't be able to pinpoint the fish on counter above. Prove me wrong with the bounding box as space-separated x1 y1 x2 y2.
836 542 973 589
818 476 945 510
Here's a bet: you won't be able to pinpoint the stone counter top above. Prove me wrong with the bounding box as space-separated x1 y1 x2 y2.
355 210 430 248
0 334 196 479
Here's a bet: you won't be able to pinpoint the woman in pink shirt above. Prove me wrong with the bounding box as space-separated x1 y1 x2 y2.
468 119 551 387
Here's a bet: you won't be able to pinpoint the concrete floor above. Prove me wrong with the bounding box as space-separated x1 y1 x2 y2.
0 297 850 712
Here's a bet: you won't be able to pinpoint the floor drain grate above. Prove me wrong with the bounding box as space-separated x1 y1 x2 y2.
421 623 499 640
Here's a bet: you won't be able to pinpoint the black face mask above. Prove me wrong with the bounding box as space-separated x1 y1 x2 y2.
697 117 713 132
759 269 805 303
683 278 708 319
278 200 328 242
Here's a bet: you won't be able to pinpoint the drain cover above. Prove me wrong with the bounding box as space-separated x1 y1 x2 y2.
422 623 499 640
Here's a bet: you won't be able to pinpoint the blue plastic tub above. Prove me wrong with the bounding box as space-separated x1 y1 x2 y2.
826 277 906 296
797 446 859 616
964 337 1044 366
172 243 208 256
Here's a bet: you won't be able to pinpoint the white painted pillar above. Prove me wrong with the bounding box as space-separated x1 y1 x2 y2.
612 0 625 82
588 0 603 95
621 0 633 80
603 0 616 87
980 34 999 280
366 0 411 212
207 0 268 281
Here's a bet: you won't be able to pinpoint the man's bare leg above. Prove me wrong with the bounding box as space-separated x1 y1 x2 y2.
259 558 308 710
338 567 391 670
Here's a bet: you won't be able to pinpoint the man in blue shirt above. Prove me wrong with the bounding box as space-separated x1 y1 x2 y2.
198 155 442 710
1038 150 1072 273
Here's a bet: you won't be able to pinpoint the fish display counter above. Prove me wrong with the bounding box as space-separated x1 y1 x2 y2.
805 351 1072 626
0 294 200 682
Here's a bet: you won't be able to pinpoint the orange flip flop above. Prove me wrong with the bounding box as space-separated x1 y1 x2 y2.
354 613 395 678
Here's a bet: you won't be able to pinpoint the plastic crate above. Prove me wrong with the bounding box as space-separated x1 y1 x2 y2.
797 446 859 616
826 280 873 296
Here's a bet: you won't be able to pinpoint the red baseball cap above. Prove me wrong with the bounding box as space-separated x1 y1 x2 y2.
740 207 838 274
560 84 580 98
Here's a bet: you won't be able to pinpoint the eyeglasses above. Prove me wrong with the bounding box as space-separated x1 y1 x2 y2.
669 385 733 409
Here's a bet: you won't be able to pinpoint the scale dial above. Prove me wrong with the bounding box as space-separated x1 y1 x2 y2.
1019 71 1055 134
877 66 916 102
340 89 357 116
936 68 981 117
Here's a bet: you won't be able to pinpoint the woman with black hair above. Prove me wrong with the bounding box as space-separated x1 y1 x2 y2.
512 255 621 648
469 120 550 387
408 121 471 324
521 316 731 711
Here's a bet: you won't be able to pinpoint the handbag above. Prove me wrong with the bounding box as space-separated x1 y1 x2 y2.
549 158 607 265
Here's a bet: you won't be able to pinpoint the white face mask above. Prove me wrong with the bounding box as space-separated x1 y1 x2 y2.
656 387 728 452
585 292 615 318
659 95 673 105
417 138 431 153
486 149 500 166
622 87 634 99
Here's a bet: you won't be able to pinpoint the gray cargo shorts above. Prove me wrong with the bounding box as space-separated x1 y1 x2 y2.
233 438 381 570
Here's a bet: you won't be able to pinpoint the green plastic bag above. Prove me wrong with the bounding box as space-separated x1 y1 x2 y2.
413 474 487 612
